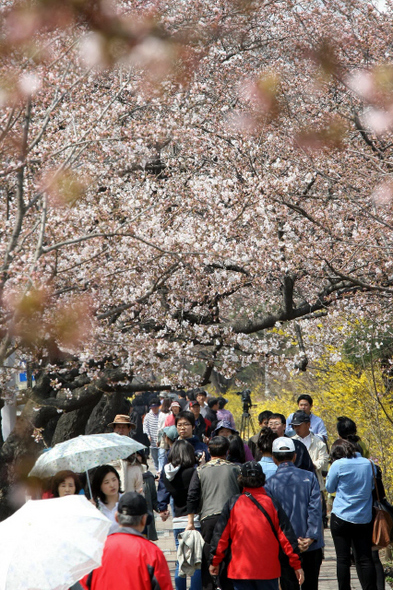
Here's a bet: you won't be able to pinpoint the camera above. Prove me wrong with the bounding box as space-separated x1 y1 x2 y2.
236 389 253 413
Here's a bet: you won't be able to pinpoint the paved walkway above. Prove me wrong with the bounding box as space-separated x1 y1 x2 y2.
155 511 177 587
319 530 361 590
154 513 363 590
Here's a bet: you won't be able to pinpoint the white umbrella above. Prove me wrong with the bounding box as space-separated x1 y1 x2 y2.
0 495 111 590
29 433 146 478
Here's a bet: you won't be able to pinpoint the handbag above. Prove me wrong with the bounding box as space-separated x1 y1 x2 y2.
370 461 393 549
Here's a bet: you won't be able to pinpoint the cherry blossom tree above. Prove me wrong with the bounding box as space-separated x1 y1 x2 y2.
1 0 393 507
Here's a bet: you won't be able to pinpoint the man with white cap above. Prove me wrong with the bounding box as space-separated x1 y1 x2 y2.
264 437 324 590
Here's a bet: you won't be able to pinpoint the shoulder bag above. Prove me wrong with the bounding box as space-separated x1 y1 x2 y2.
370 460 393 549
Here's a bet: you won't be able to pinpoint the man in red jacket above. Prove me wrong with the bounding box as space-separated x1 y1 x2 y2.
80 492 172 590
209 462 304 590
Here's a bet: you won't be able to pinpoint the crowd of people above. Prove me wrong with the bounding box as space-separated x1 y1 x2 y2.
25 388 391 590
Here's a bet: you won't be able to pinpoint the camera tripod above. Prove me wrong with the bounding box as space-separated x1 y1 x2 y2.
239 409 257 441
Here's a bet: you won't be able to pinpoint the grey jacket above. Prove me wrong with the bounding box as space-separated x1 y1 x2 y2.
187 458 241 521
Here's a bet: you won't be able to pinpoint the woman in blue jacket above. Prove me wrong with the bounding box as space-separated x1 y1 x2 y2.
325 439 376 590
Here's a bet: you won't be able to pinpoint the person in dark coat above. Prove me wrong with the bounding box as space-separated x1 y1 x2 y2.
264 437 324 590
187 436 241 590
248 410 273 460
204 398 219 431
189 400 211 442
136 452 159 541
159 440 202 590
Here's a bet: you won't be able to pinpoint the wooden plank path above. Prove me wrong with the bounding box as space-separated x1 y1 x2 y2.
155 514 364 590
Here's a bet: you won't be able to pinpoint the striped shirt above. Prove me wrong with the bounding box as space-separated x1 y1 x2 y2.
143 410 160 447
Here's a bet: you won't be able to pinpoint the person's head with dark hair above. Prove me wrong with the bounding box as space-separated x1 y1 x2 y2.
208 435 230 458
177 390 186 399
258 410 273 427
92 465 121 505
257 427 278 456
195 389 208 407
186 390 196 402
52 470 81 497
336 416 359 442
227 434 246 464
149 398 161 415
160 398 172 414
238 461 266 488
135 451 148 467
175 411 195 440
330 438 358 462
272 437 296 464
189 400 201 419
167 439 196 469
297 395 313 415
217 397 228 410
268 413 286 437
208 397 219 410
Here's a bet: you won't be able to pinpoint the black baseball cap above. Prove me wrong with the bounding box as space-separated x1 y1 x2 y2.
290 410 310 426
117 492 153 526
118 492 148 516
240 461 263 477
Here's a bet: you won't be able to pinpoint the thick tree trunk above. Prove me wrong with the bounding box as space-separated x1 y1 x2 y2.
0 363 134 520
85 391 131 434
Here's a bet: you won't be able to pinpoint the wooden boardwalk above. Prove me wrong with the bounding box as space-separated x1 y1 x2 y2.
155 515 364 590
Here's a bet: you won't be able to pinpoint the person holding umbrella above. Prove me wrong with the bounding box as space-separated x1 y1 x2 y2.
52 470 82 497
91 465 123 534
29 431 146 501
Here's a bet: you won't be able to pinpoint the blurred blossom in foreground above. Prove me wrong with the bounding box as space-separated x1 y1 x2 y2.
346 70 374 100
79 33 106 68
18 73 41 97
372 181 393 206
362 107 393 135
225 111 257 135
